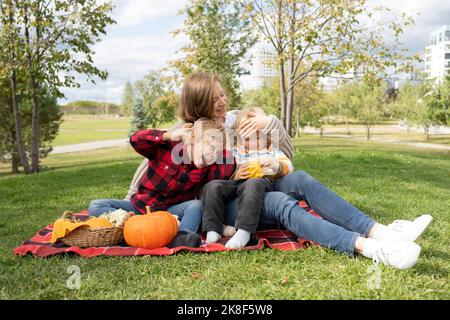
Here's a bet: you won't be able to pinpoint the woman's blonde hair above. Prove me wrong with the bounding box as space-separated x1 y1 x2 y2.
178 72 223 123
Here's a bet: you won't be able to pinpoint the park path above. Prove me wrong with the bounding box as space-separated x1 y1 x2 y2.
302 129 450 151
50 131 450 154
50 138 129 154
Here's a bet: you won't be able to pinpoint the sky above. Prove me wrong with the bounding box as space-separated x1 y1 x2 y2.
59 0 450 105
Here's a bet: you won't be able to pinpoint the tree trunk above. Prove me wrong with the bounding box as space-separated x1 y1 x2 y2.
286 55 294 136
295 95 302 138
24 4 41 173
424 126 430 140
279 62 287 129
365 125 371 140
7 1 30 173
286 87 294 136
285 2 296 137
345 117 350 135
9 107 20 173
11 151 19 173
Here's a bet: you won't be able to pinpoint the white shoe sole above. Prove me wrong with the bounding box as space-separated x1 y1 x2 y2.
404 214 433 242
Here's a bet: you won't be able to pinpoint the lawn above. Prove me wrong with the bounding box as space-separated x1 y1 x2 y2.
53 115 178 146
0 135 448 299
53 115 131 146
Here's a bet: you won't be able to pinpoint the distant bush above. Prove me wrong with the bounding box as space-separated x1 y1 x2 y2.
61 101 122 115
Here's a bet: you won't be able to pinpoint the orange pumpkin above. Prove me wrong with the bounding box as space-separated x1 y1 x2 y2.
123 207 178 249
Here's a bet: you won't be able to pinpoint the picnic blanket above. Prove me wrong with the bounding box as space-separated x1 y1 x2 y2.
14 201 321 258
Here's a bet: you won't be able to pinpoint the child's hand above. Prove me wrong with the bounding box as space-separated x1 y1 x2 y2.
238 112 271 139
234 164 252 180
260 157 280 175
164 124 194 142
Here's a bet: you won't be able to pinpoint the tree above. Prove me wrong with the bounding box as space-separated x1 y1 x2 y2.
129 96 147 135
299 94 331 137
248 0 419 136
430 76 450 127
392 82 422 133
0 81 62 173
121 82 134 117
394 78 449 140
170 0 257 109
0 0 31 172
128 70 178 130
151 91 178 129
350 81 385 140
293 75 322 137
242 79 281 117
0 0 115 173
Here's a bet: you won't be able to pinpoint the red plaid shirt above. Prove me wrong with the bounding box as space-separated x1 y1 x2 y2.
129 129 236 214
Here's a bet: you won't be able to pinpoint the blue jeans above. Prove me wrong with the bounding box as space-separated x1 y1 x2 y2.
88 199 202 233
224 170 376 257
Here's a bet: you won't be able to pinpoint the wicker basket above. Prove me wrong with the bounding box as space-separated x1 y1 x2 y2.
61 225 124 248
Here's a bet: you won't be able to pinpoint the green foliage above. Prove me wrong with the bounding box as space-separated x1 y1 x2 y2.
127 70 177 131
120 82 134 117
151 91 179 129
294 77 323 136
170 0 257 109
428 76 450 126
0 0 115 173
393 78 449 139
129 96 147 134
242 80 281 117
247 0 420 134
0 86 62 164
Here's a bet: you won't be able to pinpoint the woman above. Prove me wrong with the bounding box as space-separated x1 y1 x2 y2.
127 72 432 269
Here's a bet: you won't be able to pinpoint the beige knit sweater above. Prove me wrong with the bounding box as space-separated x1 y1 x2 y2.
124 113 293 200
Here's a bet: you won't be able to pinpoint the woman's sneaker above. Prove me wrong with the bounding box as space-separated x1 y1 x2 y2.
363 239 421 270
373 215 433 242
386 214 433 242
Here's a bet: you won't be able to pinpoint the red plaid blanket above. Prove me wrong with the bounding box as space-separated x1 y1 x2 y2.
14 201 321 258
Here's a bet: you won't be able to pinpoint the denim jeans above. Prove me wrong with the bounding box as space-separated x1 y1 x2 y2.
88 199 140 216
88 199 202 233
165 200 202 233
224 170 376 257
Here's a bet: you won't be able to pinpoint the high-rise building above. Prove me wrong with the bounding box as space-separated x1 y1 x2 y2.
424 25 450 83
239 46 277 91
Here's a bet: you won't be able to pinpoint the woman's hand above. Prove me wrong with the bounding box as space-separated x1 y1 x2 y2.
163 123 194 142
234 163 252 180
238 111 271 139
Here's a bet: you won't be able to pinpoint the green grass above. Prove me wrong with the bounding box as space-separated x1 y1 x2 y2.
0 135 449 299
53 115 178 146
53 115 131 146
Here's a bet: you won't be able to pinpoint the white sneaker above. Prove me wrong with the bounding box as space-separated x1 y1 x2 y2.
368 241 421 270
385 214 433 242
